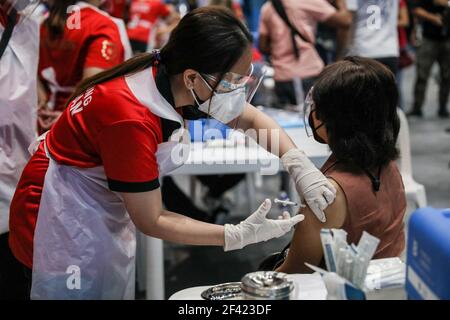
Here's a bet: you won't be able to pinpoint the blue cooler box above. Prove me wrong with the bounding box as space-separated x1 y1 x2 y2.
406 207 450 300
188 119 230 142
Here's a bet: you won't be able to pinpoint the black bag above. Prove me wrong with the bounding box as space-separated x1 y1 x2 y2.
257 243 291 271
270 0 311 59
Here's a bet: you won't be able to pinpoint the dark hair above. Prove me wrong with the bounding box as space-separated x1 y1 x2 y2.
68 6 252 102
312 56 400 170
44 0 77 39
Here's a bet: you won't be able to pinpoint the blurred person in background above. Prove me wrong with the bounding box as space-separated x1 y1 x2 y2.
344 0 401 75
258 0 352 110
37 0 131 134
101 0 130 20
0 0 40 300
127 0 179 53
242 0 265 32
209 0 244 20
397 0 412 109
408 0 450 118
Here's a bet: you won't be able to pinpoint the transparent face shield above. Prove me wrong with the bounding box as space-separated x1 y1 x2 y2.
303 86 315 137
197 63 267 127
202 63 267 104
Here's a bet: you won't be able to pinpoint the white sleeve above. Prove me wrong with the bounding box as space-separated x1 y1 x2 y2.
346 0 358 11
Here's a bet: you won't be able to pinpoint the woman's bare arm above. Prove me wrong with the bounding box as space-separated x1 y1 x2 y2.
234 104 296 157
398 4 410 28
121 189 224 246
276 179 347 274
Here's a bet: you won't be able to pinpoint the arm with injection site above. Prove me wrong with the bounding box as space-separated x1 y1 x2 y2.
276 179 347 274
121 189 304 251
234 104 337 222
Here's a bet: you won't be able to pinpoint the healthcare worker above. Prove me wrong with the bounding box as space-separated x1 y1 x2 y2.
0 0 40 299
37 0 132 133
9 6 336 299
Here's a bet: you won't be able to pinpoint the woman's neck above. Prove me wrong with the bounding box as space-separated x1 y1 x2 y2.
170 74 194 109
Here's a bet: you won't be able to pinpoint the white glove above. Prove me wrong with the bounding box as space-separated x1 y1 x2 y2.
281 148 336 222
224 199 304 251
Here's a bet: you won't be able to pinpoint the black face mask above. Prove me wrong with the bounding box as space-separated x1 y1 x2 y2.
180 88 210 120
308 112 326 144
180 104 209 120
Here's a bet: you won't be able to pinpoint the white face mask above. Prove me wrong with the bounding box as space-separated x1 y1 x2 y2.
190 76 246 124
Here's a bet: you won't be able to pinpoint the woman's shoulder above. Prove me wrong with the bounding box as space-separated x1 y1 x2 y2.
322 178 348 228
69 77 157 124
78 5 122 36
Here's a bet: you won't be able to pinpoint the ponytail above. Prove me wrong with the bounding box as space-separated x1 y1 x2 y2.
45 0 77 39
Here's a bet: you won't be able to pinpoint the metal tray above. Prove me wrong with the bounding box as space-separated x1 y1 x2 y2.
201 282 243 300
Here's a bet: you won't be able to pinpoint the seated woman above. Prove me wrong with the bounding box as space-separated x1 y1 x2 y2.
276 57 406 274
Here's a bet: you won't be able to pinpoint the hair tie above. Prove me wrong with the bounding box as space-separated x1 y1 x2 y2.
152 49 162 65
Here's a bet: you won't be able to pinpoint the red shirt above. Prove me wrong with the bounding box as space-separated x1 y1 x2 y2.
0 6 19 27
0 8 8 26
127 0 170 43
9 69 164 268
103 0 128 19
398 0 408 49
39 4 126 112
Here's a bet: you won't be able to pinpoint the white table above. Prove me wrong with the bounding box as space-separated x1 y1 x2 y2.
168 273 328 300
142 128 331 300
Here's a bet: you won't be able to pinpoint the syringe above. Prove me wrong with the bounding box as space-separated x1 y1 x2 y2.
274 198 298 206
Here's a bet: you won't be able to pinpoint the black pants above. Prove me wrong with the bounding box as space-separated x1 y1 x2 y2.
161 174 244 222
374 57 399 76
161 177 211 222
196 174 244 198
413 38 450 112
0 233 31 300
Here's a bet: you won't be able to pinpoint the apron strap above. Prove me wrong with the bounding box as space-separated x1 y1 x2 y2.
0 8 17 60
28 131 50 156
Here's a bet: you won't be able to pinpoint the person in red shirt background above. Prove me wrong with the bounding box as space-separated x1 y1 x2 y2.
101 0 129 20
127 0 179 53
37 0 131 134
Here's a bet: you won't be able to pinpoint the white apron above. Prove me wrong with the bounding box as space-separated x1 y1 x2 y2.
0 14 39 234
30 68 190 299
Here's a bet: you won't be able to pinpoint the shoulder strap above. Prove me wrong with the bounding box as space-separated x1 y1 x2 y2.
270 0 310 59
0 8 17 60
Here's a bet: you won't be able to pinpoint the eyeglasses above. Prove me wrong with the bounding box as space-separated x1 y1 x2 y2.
200 63 267 103
201 64 254 93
